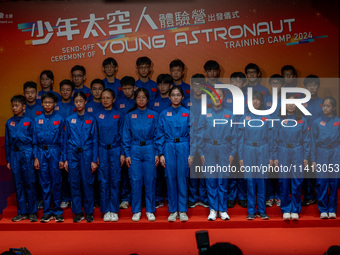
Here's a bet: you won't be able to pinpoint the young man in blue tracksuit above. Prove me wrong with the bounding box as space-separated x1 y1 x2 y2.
23 81 44 210
273 94 310 221
148 74 172 208
55 80 76 119
64 92 99 223
36 70 62 104
102 57 123 100
301 75 324 206
96 88 124 222
86 79 105 115
135 57 158 100
186 74 208 209
243 63 270 97
71 65 92 102
114 76 136 116
224 72 248 209
114 76 136 209
156 86 190 222
23 81 44 120
123 88 159 221
170 59 190 98
238 91 272 220
311 97 339 219
33 92 64 223
264 74 284 208
196 88 237 221
5 95 37 222
54 79 75 209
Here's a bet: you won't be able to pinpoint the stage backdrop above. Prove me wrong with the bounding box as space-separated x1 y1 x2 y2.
0 1 339 209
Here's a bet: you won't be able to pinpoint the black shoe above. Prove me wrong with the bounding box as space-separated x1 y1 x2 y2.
188 201 197 208
247 214 255 220
86 214 94 223
55 214 64 222
200 201 209 208
37 200 44 210
73 213 84 223
238 200 247 208
301 198 315 206
12 214 28 222
29 213 37 222
227 200 236 208
40 214 54 223
155 201 165 208
259 213 269 220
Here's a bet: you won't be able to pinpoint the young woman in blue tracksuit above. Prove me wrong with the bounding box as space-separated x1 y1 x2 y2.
123 88 159 222
196 88 237 221
64 92 99 223
156 86 190 222
95 88 124 222
273 94 310 221
238 91 272 220
311 97 340 219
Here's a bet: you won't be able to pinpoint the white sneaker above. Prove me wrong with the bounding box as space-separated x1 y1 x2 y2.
60 201 70 209
103 212 111 222
320 212 328 219
179 212 188 222
168 212 178 222
120 201 130 209
111 212 119 222
208 209 217 221
328 212 336 219
283 213 291 221
132 212 141 222
146 212 156 221
291 213 299 221
219 211 230 220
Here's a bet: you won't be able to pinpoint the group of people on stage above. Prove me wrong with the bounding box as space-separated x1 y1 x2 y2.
5 57 339 224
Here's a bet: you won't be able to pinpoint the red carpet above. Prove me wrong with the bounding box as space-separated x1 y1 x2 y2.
0 228 339 255
1 194 340 254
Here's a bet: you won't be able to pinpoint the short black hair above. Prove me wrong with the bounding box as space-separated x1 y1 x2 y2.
71 65 86 75
170 59 185 70
136 56 151 66
23 81 37 91
230 72 246 82
169 85 184 98
252 91 265 110
90 79 105 89
304 74 320 86
204 60 220 71
40 70 54 80
102 88 115 100
42 92 58 103
206 242 243 255
269 74 284 84
11 95 26 105
120 76 135 87
245 63 260 73
102 57 118 67
59 79 75 91
191 73 206 84
281 65 296 76
157 74 173 84
73 91 87 101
